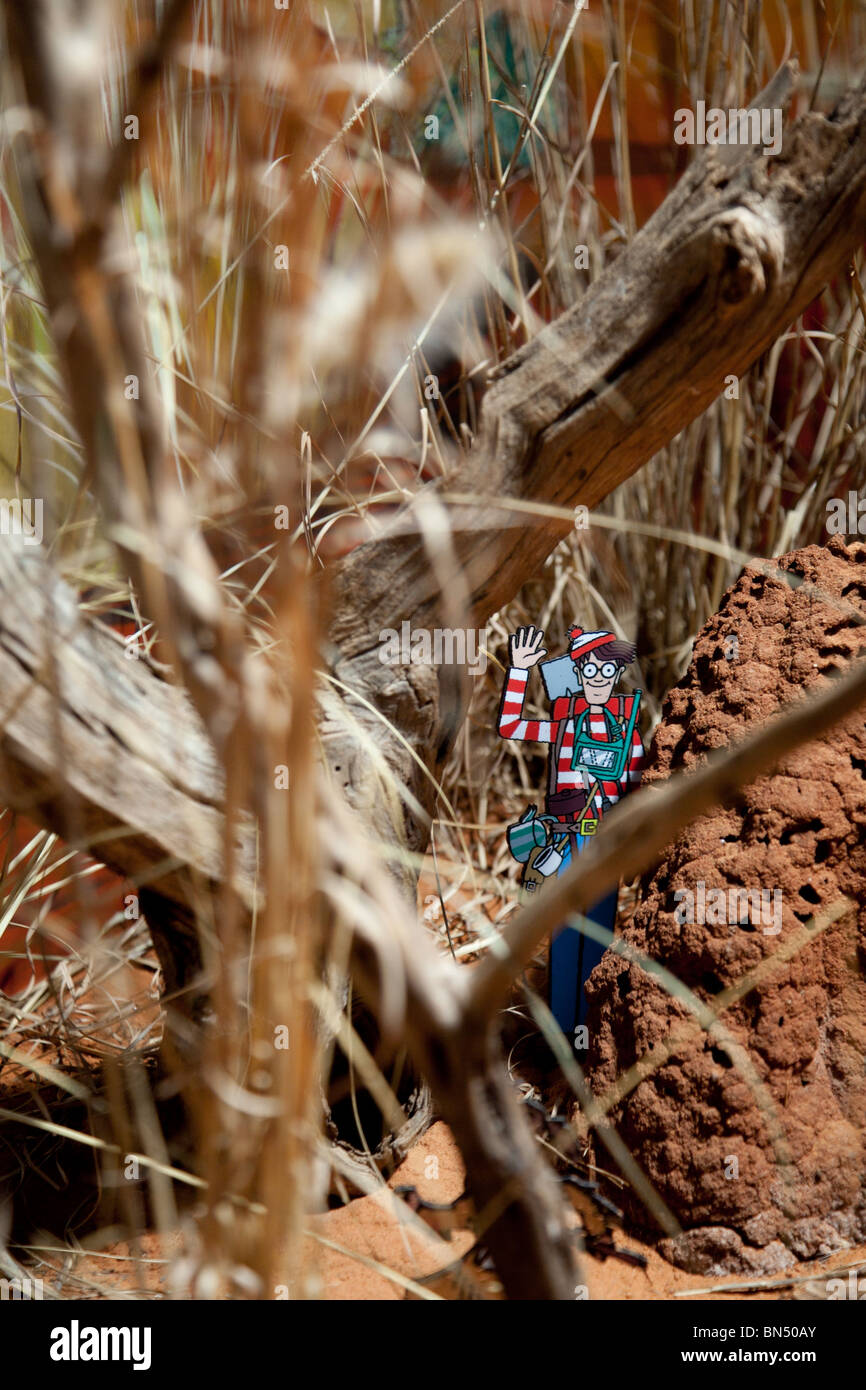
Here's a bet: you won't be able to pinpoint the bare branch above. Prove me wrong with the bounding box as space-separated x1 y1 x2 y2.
467 651 866 1022
327 67 866 855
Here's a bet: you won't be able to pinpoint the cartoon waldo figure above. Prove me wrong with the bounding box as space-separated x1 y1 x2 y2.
498 624 644 1038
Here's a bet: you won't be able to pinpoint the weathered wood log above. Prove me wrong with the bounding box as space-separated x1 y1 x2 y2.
0 541 257 913
0 538 256 1032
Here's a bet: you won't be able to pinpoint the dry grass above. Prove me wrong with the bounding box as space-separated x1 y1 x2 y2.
0 0 863 1299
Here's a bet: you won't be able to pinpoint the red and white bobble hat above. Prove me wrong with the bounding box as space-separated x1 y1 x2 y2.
568 626 614 661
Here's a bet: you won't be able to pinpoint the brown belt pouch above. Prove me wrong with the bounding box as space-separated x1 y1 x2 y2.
545 787 587 819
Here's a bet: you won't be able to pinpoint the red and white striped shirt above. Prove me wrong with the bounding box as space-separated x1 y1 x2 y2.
498 667 644 818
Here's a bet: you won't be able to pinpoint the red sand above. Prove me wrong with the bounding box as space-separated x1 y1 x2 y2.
28 1121 865 1301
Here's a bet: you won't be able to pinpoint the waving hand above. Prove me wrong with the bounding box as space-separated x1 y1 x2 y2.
509 626 548 670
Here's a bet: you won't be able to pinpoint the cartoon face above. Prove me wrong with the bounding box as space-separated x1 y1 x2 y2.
575 657 621 705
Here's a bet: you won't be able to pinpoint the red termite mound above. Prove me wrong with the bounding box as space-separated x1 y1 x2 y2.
584 536 866 1275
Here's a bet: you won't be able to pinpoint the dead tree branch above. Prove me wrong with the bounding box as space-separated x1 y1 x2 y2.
327 63 866 859
4 11 866 1297
2 0 266 757
467 649 866 1022
0 539 864 1294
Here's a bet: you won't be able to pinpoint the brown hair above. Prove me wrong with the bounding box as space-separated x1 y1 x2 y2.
575 638 636 668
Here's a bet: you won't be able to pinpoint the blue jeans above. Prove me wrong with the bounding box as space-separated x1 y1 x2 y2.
549 831 618 1037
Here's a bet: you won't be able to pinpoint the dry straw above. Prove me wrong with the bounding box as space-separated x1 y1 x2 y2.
0 0 863 1300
